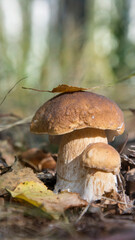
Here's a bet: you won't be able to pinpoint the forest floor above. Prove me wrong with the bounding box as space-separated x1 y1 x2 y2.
0 118 135 240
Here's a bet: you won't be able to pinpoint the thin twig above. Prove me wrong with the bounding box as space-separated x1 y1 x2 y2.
22 87 49 92
101 196 133 207
0 115 33 132
117 173 128 208
130 145 135 148
0 113 21 119
119 134 128 155
118 72 135 82
121 154 135 165
76 204 90 223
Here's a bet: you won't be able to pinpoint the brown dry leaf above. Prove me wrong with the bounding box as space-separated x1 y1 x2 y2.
0 140 15 165
22 84 88 93
20 148 56 171
8 181 87 219
0 164 43 195
50 84 105 93
23 84 107 94
50 84 88 93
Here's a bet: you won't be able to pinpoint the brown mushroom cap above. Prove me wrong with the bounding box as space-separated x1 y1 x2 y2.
81 142 121 174
30 91 125 135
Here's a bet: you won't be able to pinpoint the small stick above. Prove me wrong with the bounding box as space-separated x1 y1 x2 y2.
117 173 127 208
22 87 49 92
76 204 90 223
0 113 21 119
0 115 33 132
101 196 133 206
119 134 128 155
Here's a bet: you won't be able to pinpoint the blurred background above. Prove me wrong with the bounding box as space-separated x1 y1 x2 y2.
0 0 135 141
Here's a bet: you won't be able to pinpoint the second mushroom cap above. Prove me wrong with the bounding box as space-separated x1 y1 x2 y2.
81 142 121 174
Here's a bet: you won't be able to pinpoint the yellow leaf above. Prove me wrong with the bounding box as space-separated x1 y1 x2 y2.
8 181 87 220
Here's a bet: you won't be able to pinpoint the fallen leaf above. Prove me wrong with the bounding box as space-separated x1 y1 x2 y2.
50 84 112 93
50 84 88 93
22 84 88 93
8 181 88 219
0 164 43 195
23 84 110 94
20 148 56 171
0 140 16 166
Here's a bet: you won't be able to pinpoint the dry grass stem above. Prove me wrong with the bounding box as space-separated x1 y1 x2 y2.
76 204 90 223
0 77 27 107
0 115 33 132
118 174 128 208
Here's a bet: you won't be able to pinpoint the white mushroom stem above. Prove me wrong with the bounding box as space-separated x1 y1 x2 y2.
83 170 117 202
54 128 110 199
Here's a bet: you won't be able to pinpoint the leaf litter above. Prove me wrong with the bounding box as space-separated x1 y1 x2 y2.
0 137 134 240
0 160 43 196
8 181 87 220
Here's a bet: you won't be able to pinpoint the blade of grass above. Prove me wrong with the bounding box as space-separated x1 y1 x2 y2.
0 76 28 107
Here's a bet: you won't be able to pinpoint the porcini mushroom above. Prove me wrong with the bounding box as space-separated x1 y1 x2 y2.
30 91 124 202
81 142 121 202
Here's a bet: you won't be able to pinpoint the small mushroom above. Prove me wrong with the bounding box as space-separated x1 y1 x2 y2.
30 91 125 202
81 142 121 202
